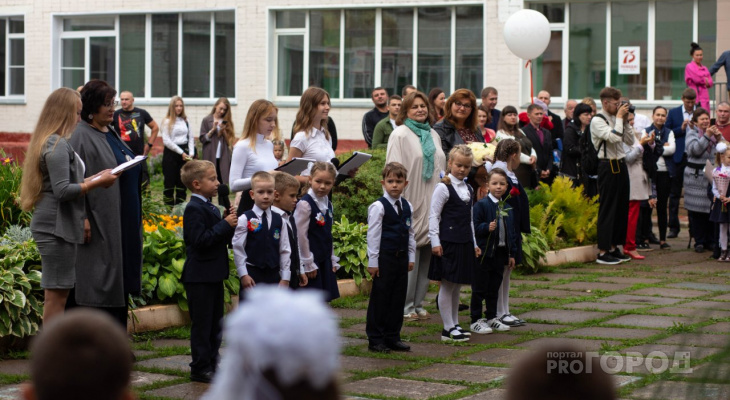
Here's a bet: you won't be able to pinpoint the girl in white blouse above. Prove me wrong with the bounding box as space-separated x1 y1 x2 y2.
229 99 282 213
161 96 194 206
287 87 336 184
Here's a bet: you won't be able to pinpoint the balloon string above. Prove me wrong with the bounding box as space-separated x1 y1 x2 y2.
525 60 534 104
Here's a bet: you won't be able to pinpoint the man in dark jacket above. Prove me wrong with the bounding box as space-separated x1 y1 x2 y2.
523 103 554 185
538 90 564 144
362 87 389 148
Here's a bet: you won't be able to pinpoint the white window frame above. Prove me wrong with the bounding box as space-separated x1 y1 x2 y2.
51 10 237 105
269 2 486 106
522 0 708 108
0 15 26 102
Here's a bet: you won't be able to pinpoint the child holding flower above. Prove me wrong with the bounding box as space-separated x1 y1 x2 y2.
294 161 341 301
710 142 730 261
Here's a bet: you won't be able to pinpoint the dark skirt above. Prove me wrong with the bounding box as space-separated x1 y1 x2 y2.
302 258 340 302
709 199 730 223
428 241 474 284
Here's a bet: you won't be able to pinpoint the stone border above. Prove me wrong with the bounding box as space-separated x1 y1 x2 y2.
543 244 597 266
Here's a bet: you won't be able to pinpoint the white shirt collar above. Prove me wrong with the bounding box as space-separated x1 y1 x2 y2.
488 193 500 203
307 188 329 209
381 190 402 207
192 193 209 202
448 173 466 186
309 127 325 139
270 205 286 216
252 204 270 219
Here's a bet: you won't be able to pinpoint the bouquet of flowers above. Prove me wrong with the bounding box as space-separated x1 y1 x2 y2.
713 167 730 212
468 141 498 167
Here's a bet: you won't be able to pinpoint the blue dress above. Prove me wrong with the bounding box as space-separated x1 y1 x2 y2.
300 194 340 302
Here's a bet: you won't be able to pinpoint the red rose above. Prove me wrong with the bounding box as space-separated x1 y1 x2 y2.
510 187 520 197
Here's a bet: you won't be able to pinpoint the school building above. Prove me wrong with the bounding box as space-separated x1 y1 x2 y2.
0 0 728 153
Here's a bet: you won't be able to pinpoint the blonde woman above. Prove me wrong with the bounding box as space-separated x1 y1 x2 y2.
20 87 117 322
200 97 235 199
229 99 282 213
287 87 336 184
161 96 194 206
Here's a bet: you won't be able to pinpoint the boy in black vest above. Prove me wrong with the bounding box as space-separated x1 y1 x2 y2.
365 162 416 353
180 160 237 383
232 171 291 301
272 172 308 289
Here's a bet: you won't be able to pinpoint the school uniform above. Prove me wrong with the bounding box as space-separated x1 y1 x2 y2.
232 204 291 302
427 176 476 284
471 194 517 323
365 193 416 347
272 205 303 289
294 189 341 302
181 194 236 377
710 166 730 223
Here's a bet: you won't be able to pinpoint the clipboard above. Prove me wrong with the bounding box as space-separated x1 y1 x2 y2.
112 155 147 175
337 151 372 176
275 158 317 175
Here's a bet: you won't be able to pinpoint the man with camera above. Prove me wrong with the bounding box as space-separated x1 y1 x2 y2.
591 87 636 265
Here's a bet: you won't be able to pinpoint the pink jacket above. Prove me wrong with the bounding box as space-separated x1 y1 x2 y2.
685 61 713 111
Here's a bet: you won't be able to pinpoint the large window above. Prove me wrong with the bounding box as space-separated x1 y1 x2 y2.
273 5 484 100
56 12 235 100
528 0 717 104
0 16 25 97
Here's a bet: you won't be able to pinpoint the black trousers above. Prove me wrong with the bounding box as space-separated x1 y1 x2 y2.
185 281 224 375
239 266 281 303
597 159 629 251
689 210 714 248
64 288 130 330
366 251 408 346
471 247 507 323
668 159 686 232
163 147 187 207
655 171 671 241
637 203 653 244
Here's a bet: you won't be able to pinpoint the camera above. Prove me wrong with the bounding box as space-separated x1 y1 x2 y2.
620 100 636 114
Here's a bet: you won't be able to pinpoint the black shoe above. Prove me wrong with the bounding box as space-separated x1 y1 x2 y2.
596 252 621 265
190 370 214 384
649 234 661 245
458 303 469 311
636 243 652 251
695 244 705 253
660 243 671 250
385 341 411 352
368 343 391 353
610 248 631 262
667 230 679 239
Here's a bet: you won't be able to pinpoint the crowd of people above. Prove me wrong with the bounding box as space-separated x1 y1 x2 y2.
16 39 729 397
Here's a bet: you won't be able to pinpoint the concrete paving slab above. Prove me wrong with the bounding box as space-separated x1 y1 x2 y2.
621 344 722 361
691 362 730 380
465 348 530 365
646 307 730 319
553 281 632 292
602 315 698 329
133 350 155 358
528 273 580 281
518 309 610 324
340 356 410 372
629 287 709 298
515 337 620 352
144 382 210 399
466 332 523 345
341 337 369 348
459 389 507 400
713 293 730 301
669 282 730 292
150 339 190 348
504 323 570 334
596 276 663 284
697 322 730 333
565 327 659 340
0 359 29 376
342 377 466 399
562 301 649 312
598 294 683 305
519 289 585 299
404 363 508 384
341 323 425 336
130 371 179 387
401 342 472 359
679 300 730 310
136 355 191 373
509 279 551 287
505 297 555 305
0 384 21 400
629 381 730 400
658 333 730 348
335 308 368 320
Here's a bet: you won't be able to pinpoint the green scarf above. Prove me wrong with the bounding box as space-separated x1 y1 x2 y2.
404 118 436 181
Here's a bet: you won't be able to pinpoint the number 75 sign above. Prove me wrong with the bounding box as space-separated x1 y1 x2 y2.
618 46 641 75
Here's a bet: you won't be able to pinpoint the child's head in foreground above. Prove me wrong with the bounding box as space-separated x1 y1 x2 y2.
274 172 300 213
250 171 276 210
23 309 133 400
181 159 218 197
380 162 409 199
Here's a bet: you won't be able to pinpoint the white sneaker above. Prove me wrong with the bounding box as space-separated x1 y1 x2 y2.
454 324 471 336
487 318 511 332
416 309 430 319
469 319 493 334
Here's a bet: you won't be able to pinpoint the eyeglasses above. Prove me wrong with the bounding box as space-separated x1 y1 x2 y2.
105 100 119 108
453 101 472 110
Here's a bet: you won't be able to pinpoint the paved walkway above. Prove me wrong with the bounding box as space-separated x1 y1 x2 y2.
1 230 730 400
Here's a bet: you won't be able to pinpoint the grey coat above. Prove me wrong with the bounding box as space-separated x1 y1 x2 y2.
30 134 86 244
683 127 716 213
199 114 232 184
68 121 136 307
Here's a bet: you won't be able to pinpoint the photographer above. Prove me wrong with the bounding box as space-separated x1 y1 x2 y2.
200 98 235 204
591 87 636 265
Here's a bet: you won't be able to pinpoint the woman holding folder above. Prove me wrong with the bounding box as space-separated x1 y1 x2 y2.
229 99 282 213
287 87 337 184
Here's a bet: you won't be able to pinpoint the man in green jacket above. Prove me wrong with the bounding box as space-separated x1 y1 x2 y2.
371 95 402 149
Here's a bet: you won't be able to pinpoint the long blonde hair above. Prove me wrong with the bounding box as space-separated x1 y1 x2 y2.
20 88 82 211
293 87 330 140
210 97 235 148
165 96 187 130
240 99 280 153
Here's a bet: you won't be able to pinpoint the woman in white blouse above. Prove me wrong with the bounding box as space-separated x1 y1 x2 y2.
495 105 538 189
287 87 337 184
229 99 282 214
161 96 194 206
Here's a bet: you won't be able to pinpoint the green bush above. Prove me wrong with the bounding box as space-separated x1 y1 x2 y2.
0 152 32 234
0 228 43 338
526 176 598 249
519 227 550 273
332 216 370 285
332 148 386 224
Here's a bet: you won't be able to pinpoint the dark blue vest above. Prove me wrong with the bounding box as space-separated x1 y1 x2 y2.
243 210 283 269
302 194 333 268
377 197 412 252
439 183 473 244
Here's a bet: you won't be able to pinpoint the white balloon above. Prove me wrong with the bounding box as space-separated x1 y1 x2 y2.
503 9 551 60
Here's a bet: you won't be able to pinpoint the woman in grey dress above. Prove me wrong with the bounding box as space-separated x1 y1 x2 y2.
19 87 117 322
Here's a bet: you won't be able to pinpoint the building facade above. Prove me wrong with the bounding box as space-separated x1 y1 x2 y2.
0 0 726 140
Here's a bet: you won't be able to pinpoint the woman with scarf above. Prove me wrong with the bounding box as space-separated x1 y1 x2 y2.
386 91 447 322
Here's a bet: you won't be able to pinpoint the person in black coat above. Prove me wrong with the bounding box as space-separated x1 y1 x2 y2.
432 88 484 158
560 103 594 187
180 160 237 383
522 104 554 185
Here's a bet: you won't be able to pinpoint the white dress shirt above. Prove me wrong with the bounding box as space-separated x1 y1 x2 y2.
496 130 537 164
293 188 341 272
366 191 417 268
232 204 291 281
229 134 280 192
161 117 194 156
290 127 336 176
271 205 304 275
428 174 477 248
488 193 507 247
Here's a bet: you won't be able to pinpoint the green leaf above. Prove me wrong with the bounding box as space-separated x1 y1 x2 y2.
171 258 185 274
158 275 177 297
9 290 25 308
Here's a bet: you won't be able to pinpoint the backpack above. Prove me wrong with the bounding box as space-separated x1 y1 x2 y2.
579 115 607 176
